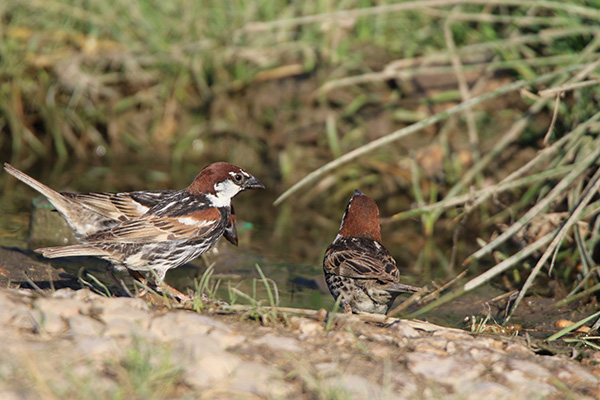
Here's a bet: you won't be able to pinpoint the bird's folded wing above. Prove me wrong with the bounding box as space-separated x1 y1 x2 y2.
64 192 155 221
324 249 398 283
87 208 221 243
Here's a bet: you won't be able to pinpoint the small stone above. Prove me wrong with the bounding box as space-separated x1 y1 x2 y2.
328 330 355 346
0 291 21 325
174 334 224 361
34 297 82 318
501 370 557 396
370 345 394 359
100 305 151 328
74 337 119 358
290 316 324 336
10 308 37 332
149 311 231 339
69 289 104 302
209 330 244 349
0 391 25 400
103 317 146 338
227 361 291 398
412 342 448 356
467 346 504 364
51 288 81 299
474 337 505 350
507 359 551 379
446 341 457 354
407 353 484 387
181 351 241 388
556 363 600 387
461 382 510 400
67 314 105 337
254 333 301 353
322 374 383 399
315 362 339 377
432 329 473 341
389 321 421 338
94 296 149 312
30 308 66 335
504 342 532 355
412 338 449 356
363 333 394 344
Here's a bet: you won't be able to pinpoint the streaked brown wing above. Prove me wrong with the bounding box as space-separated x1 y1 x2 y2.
324 248 399 283
65 192 151 221
88 208 221 243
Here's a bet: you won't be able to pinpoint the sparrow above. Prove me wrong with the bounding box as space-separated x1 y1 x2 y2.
4 162 264 299
323 190 420 314
4 163 240 246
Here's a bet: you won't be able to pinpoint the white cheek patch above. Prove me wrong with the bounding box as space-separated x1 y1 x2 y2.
207 180 242 207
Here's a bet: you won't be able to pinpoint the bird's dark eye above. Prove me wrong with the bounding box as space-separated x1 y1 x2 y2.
233 173 244 183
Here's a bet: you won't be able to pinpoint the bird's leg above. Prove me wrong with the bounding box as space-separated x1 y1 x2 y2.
127 269 152 297
157 281 192 302
128 269 191 302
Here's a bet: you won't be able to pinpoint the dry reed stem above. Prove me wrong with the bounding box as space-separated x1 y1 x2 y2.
275 67 581 206
506 165 600 322
237 0 600 33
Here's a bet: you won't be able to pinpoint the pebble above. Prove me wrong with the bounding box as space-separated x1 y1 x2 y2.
501 369 557 396
462 382 510 400
389 320 421 338
67 314 105 337
149 311 231 339
181 350 241 388
322 374 383 399
407 352 485 386
254 333 302 352
74 337 119 358
227 361 292 398
30 307 66 335
290 316 324 336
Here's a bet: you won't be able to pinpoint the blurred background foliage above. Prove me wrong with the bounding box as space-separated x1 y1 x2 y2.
2 0 600 307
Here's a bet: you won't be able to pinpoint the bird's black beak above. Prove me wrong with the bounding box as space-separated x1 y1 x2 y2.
244 177 265 190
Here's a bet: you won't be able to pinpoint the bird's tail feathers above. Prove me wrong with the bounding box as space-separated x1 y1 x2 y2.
4 163 72 212
35 245 107 259
386 282 421 294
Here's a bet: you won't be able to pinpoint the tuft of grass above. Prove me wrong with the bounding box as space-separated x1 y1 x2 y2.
77 268 113 297
109 336 183 400
325 297 342 332
228 264 282 324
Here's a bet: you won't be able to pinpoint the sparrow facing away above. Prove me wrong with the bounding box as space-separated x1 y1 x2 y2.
4 162 264 299
323 190 420 314
4 163 239 246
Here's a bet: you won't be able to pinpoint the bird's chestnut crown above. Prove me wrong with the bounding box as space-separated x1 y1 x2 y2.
338 190 382 242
